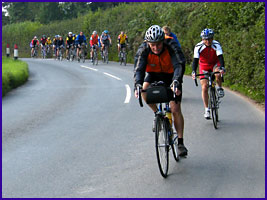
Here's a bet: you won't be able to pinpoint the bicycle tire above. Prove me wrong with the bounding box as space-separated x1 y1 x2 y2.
124 54 127 66
155 116 169 178
209 87 218 129
171 131 180 162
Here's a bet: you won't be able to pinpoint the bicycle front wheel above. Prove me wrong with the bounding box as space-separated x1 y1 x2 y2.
155 116 169 178
171 131 180 162
209 87 218 129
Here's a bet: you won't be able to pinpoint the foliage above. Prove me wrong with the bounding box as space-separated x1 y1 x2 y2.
2 57 29 97
2 2 265 102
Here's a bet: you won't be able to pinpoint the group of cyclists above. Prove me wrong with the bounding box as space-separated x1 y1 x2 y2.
134 25 226 157
31 25 226 158
30 30 129 62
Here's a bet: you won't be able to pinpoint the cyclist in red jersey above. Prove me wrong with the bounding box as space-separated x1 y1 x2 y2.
192 28 226 119
90 31 100 62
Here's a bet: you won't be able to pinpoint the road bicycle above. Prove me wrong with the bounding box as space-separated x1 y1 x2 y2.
41 45 47 59
119 46 127 66
92 45 98 65
194 71 222 129
31 46 38 58
57 46 64 61
102 45 109 64
67 44 76 61
78 43 86 63
137 81 180 178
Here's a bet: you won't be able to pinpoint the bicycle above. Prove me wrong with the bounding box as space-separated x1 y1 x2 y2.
194 71 222 129
137 81 180 178
31 46 38 58
102 45 109 64
78 43 86 63
57 46 64 61
92 45 98 65
119 46 127 66
41 45 47 59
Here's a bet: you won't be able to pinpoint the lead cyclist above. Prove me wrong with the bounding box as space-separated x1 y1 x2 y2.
134 25 188 157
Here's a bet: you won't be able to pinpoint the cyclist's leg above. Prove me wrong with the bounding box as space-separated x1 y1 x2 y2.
200 78 209 108
214 64 222 87
118 44 121 56
170 101 184 138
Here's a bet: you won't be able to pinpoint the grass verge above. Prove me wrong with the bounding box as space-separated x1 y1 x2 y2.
2 57 29 97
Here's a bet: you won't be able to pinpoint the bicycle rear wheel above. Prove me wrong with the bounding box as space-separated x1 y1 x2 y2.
209 88 218 129
155 116 169 178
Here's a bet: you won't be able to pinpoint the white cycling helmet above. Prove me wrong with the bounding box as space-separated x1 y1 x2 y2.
93 31 97 34
68 32 73 35
145 25 164 42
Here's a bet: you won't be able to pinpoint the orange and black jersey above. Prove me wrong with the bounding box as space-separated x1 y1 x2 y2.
134 38 185 86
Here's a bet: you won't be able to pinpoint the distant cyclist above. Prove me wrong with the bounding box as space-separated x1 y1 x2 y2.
90 31 100 62
31 36 39 57
56 35 65 59
75 31 87 61
117 31 128 57
40 35 47 48
100 30 112 58
53 35 59 57
191 28 226 119
134 25 188 157
66 32 75 60
162 26 181 48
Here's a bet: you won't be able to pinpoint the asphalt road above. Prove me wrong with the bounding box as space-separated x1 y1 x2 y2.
2 58 265 198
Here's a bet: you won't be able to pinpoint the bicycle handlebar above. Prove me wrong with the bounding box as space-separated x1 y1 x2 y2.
194 71 221 87
136 85 143 107
137 81 179 107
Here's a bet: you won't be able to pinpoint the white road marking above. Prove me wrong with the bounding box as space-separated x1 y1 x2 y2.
103 72 122 81
124 84 131 104
80 65 98 71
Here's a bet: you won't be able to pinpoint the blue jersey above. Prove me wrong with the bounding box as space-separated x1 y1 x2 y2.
170 32 181 48
75 35 87 45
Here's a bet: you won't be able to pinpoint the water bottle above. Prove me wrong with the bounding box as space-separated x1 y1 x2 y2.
166 111 172 126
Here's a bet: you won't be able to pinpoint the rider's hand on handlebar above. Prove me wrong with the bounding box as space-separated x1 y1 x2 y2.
191 71 196 80
219 67 226 75
171 80 181 96
135 84 142 98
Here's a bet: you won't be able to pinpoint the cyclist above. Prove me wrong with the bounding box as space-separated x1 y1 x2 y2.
162 26 181 48
46 37 52 55
56 35 65 59
75 31 87 61
117 31 128 57
191 28 226 119
46 37 52 46
31 36 39 57
53 35 59 57
134 25 188 157
90 31 100 62
40 35 47 57
100 30 112 58
66 32 75 60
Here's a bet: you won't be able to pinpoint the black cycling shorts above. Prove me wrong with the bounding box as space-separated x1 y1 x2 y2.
144 72 182 102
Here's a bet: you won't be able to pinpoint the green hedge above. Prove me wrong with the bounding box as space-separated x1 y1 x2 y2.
2 57 29 97
2 2 265 102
